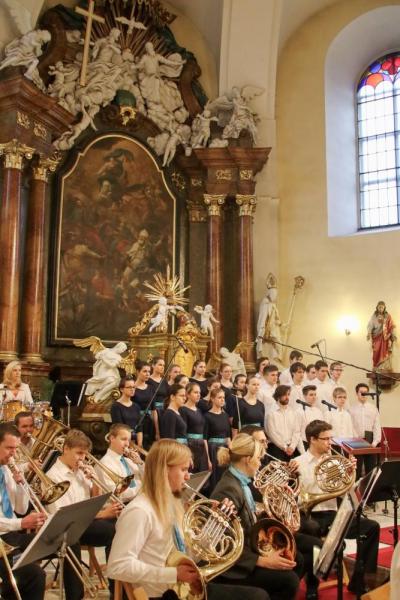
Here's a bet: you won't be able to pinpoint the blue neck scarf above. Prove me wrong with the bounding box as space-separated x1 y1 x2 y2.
120 455 136 488
229 465 256 514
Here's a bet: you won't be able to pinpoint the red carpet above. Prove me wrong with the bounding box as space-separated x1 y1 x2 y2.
348 544 393 568
296 579 355 599
380 525 399 545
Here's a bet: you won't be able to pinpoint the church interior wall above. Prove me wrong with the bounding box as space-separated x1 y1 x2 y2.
276 0 400 426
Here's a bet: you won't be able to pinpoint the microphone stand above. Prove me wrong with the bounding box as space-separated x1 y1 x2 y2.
381 426 391 515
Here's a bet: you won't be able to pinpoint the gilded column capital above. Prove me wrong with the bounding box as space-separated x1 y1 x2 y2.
0 139 34 170
203 194 226 217
236 194 257 217
32 153 62 182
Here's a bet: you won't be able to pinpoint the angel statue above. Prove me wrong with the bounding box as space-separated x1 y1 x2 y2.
256 273 285 363
194 304 219 339
220 346 247 378
148 296 180 333
115 15 147 36
74 337 135 403
207 85 264 145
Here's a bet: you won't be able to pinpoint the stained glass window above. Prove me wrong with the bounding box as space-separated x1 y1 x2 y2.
357 52 400 229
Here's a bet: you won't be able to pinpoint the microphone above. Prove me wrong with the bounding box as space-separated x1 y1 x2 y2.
361 392 377 397
311 338 325 348
174 335 189 354
296 399 311 408
321 399 337 411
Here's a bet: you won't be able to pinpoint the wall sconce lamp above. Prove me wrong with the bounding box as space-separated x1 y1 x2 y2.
337 315 360 336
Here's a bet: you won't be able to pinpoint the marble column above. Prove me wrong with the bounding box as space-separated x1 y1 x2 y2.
0 140 34 360
21 157 58 362
236 194 257 366
203 194 226 352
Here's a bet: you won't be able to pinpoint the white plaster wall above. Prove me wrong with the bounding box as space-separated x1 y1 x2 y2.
276 0 400 426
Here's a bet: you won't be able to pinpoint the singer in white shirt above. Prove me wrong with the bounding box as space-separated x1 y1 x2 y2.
326 388 354 438
349 384 381 479
314 360 331 408
288 362 306 409
266 385 301 461
296 385 323 452
279 350 304 386
258 365 279 428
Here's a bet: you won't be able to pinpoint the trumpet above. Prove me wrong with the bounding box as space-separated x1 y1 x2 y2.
7 458 97 598
77 454 135 509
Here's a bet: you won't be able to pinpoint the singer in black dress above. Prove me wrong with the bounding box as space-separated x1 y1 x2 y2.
160 384 187 443
133 361 156 450
110 377 143 445
232 377 265 434
179 383 210 472
148 356 169 439
204 388 231 492
189 360 208 398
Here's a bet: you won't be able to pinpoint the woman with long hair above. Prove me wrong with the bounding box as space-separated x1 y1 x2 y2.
255 356 270 379
198 377 221 413
211 434 301 600
232 376 265 437
148 356 169 440
110 376 143 446
1 361 33 408
218 363 235 421
189 360 208 398
204 388 231 492
107 439 269 600
160 384 187 444
180 383 211 472
133 359 155 449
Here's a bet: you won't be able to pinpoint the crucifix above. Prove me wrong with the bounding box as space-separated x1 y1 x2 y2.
75 0 105 87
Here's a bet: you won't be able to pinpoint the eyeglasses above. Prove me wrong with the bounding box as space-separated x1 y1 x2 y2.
317 436 333 441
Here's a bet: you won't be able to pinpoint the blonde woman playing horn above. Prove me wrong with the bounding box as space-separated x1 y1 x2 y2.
211 433 301 600
107 438 269 600
1 361 33 408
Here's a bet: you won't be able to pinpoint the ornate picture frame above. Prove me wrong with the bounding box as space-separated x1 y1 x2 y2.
48 133 178 346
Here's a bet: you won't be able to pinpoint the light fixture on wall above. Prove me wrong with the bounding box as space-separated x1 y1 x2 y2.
336 315 360 336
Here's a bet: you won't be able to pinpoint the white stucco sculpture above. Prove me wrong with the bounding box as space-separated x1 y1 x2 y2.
190 108 218 148
194 304 219 339
256 273 284 362
219 346 247 378
149 296 179 333
0 29 50 91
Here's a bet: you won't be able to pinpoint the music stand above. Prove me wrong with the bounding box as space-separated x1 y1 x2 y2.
361 460 400 547
13 494 111 600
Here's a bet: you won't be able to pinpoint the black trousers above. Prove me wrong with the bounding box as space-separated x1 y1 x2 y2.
295 532 322 591
309 510 379 573
267 444 299 463
0 532 45 600
215 552 303 600
356 454 378 480
154 587 270 600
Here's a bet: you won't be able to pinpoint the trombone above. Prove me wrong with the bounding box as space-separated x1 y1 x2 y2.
78 453 136 509
0 538 21 600
7 458 98 598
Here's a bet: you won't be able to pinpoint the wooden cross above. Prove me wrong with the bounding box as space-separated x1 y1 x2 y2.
75 0 105 87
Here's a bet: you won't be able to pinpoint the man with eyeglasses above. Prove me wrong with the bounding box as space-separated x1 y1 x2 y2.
293 420 380 594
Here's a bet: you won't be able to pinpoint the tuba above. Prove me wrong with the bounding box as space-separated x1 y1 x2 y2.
298 451 356 515
26 414 69 482
16 444 70 505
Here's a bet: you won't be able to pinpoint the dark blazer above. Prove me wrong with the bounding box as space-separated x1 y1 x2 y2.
211 469 258 579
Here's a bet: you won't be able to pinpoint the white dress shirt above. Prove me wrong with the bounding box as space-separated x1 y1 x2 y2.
349 401 381 446
314 379 332 408
295 450 337 512
279 368 293 386
325 379 348 402
259 382 277 429
0 465 29 534
289 384 305 410
46 458 92 514
107 493 177 597
326 408 354 438
266 406 301 451
96 448 141 503
297 405 324 444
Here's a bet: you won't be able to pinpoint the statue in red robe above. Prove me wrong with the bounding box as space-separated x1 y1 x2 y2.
367 301 396 369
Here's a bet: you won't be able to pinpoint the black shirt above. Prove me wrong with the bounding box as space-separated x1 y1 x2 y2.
148 377 169 409
134 386 154 414
189 378 208 398
179 405 205 435
232 398 265 430
160 409 187 439
110 401 142 432
204 411 231 441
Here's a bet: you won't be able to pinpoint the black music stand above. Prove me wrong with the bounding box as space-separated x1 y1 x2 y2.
361 460 400 547
13 494 110 600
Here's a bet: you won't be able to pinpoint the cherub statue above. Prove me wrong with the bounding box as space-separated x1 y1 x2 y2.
194 304 219 339
190 108 218 148
149 296 179 333
74 337 134 403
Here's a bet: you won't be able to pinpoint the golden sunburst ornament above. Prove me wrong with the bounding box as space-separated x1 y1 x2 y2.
143 265 190 307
